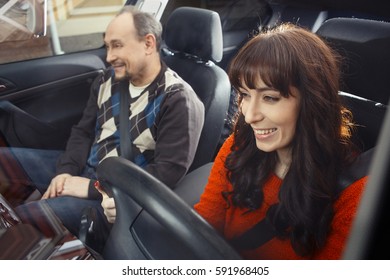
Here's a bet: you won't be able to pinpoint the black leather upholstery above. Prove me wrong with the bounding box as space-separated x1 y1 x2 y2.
316 18 390 150
316 18 390 104
174 162 213 207
164 7 223 63
162 7 231 171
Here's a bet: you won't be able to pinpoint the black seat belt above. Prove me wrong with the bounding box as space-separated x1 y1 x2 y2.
230 148 375 251
79 79 134 251
118 80 133 161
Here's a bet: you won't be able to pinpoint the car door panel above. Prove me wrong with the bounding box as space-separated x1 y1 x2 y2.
0 49 107 150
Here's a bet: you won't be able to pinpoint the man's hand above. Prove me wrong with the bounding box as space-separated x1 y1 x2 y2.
95 181 116 223
59 176 90 198
42 174 89 199
42 173 71 199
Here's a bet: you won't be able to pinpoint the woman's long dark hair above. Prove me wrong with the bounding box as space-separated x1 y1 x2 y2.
226 23 357 257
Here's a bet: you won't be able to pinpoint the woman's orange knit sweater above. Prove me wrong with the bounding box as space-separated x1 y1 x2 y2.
194 135 367 260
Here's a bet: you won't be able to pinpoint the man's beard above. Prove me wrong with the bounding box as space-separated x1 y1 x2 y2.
114 70 131 82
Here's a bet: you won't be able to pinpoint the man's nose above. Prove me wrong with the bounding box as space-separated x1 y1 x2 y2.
106 50 115 64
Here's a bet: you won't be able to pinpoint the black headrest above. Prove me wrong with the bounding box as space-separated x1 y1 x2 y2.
316 18 390 105
164 7 223 63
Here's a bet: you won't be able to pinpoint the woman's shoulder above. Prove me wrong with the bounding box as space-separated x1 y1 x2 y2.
221 133 235 150
213 134 235 163
334 175 368 211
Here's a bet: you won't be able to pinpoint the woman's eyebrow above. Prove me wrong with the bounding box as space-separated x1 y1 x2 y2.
236 85 276 93
256 86 276 93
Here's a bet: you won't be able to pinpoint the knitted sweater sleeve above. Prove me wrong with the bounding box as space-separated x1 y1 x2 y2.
194 135 234 234
144 83 204 188
55 76 100 176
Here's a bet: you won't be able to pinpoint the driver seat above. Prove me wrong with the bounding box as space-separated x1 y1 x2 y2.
316 17 390 151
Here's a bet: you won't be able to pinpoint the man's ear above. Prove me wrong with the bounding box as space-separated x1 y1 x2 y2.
144 34 156 54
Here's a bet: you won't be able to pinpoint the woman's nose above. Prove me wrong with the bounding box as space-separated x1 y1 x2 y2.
244 99 264 124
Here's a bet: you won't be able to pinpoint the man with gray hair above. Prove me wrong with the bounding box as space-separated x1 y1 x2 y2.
15 6 204 249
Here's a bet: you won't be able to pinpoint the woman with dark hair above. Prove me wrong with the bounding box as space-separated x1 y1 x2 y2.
194 23 367 259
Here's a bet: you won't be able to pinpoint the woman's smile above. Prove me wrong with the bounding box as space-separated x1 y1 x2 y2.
253 128 277 140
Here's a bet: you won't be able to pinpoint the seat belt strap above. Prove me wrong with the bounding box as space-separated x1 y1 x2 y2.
229 148 374 251
118 80 133 161
337 147 374 193
229 216 277 251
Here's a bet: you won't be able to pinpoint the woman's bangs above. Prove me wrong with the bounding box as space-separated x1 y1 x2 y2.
232 46 274 90
230 34 293 96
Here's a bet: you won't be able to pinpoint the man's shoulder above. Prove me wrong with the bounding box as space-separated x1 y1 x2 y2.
163 67 194 93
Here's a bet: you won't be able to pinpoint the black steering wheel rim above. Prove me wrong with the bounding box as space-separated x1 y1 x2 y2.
97 157 241 259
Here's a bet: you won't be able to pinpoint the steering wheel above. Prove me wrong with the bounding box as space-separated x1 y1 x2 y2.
97 157 241 260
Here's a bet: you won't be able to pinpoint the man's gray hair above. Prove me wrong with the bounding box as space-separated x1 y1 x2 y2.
117 5 163 50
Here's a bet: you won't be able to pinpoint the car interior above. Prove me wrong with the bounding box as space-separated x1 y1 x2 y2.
94 3 390 260
0 0 389 260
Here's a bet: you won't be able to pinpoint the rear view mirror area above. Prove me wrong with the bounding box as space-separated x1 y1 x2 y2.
0 0 46 43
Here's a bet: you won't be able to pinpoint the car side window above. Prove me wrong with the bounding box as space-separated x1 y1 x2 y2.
0 0 127 65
